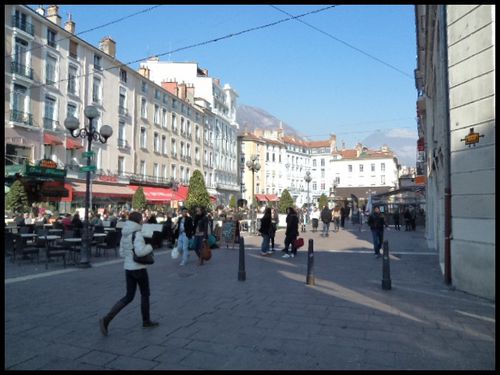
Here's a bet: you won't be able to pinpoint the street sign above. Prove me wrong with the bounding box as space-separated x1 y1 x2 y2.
80 165 97 172
82 151 96 158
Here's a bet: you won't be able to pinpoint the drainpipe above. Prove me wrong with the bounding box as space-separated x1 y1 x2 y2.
442 5 452 284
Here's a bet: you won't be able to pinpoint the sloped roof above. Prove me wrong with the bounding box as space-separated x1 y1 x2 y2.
308 140 330 148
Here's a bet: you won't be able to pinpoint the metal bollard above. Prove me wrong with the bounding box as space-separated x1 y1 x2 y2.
382 240 391 290
238 236 246 281
306 239 315 285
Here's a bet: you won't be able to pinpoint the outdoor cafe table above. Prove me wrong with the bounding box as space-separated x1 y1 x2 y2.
48 229 63 234
19 233 38 239
103 227 116 232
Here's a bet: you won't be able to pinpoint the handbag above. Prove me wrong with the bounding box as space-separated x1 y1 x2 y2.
132 232 155 265
171 246 179 259
200 239 212 261
207 234 217 248
293 237 304 249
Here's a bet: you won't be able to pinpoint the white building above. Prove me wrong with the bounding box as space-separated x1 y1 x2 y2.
141 59 240 204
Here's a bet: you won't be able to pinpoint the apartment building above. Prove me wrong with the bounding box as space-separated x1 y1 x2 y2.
415 5 495 300
139 59 240 205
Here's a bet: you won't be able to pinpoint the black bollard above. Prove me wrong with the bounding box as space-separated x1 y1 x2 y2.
382 240 392 290
306 239 315 285
238 236 246 281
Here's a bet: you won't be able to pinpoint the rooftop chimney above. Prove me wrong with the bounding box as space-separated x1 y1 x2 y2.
161 81 178 96
178 82 187 101
64 13 75 34
46 5 61 26
186 84 195 103
35 5 45 16
99 36 116 58
138 65 150 79
329 134 337 153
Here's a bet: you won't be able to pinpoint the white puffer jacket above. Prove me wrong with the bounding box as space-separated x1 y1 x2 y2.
119 220 153 270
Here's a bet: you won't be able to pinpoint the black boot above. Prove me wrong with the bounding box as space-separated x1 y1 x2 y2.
141 295 159 328
100 300 128 336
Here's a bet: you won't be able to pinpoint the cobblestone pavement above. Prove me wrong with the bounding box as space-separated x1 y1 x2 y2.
5 221 495 370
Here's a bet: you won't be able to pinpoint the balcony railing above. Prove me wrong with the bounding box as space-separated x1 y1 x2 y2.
43 117 57 130
117 139 128 148
172 127 178 134
11 61 33 79
11 15 34 36
118 106 128 116
10 110 33 126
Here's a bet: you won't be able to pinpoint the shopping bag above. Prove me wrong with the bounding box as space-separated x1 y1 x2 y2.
201 240 212 261
293 237 304 249
171 246 179 259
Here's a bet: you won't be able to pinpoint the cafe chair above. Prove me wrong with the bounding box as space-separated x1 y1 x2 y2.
95 230 119 257
14 233 40 264
44 236 68 270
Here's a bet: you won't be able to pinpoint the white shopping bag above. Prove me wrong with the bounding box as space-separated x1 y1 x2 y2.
171 246 179 259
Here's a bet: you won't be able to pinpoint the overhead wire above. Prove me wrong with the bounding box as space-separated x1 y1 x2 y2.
5 5 162 59
269 5 413 79
9 5 336 94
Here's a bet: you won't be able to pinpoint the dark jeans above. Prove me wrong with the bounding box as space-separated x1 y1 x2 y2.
284 234 297 255
120 269 151 322
371 229 384 255
193 235 204 258
270 223 277 249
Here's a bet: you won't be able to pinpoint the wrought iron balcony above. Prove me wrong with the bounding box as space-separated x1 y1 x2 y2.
118 106 128 116
11 15 34 36
172 127 178 134
43 117 57 130
117 139 128 148
10 110 33 126
10 61 33 79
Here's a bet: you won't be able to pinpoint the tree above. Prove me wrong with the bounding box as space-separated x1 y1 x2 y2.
318 193 329 209
6 180 29 214
132 186 147 211
185 170 210 214
279 189 294 214
229 195 236 209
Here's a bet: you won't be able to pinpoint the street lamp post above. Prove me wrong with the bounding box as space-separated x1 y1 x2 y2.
240 152 245 204
304 171 312 211
246 154 260 234
64 105 113 268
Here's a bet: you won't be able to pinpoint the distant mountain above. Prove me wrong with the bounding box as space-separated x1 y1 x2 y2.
361 128 417 167
236 104 303 138
236 104 416 167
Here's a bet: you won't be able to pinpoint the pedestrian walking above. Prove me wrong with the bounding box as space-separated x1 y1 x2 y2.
270 208 279 251
340 206 346 229
193 207 209 265
259 207 273 255
404 208 412 231
367 206 387 258
311 206 320 232
99 211 158 336
174 207 194 266
332 206 341 232
320 205 331 237
393 209 401 231
282 207 299 258
71 212 83 237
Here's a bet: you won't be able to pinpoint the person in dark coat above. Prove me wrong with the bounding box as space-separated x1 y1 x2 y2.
340 206 346 229
71 212 83 237
282 207 299 259
404 208 412 231
258 207 273 256
192 207 209 265
320 205 332 237
367 206 387 258
393 209 401 231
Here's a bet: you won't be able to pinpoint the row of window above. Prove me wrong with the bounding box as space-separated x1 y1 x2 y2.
347 163 386 172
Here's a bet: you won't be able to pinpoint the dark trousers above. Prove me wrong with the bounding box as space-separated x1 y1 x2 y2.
284 234 297 255
371 230 384 255
340 216 345 228
270 223 277 249
193 235 204 258
105 269 151 324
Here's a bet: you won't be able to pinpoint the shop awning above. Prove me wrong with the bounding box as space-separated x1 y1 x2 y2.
66 138 83 149
44 133 63 145
72 181 134 198
266 194 279 202
130 185 180 203
255 194 268 202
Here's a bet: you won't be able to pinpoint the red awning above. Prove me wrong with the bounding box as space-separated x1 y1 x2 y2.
72 182 134 198
175 185 189 201
210 195 217 203
130 185 180 203
255 194 268 202
266 194 279 202
44 133 63 145
66 138 83 149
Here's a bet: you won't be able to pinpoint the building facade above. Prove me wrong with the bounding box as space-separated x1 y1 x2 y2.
415 4 495 300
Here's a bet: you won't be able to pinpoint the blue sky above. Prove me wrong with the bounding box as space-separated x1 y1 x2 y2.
30 4 417 151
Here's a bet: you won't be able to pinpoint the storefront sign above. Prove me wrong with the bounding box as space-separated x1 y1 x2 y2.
25 165 66 178
38 159 58 169
98 175 118 183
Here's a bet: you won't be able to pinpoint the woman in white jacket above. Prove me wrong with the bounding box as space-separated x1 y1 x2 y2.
99 211 158 336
